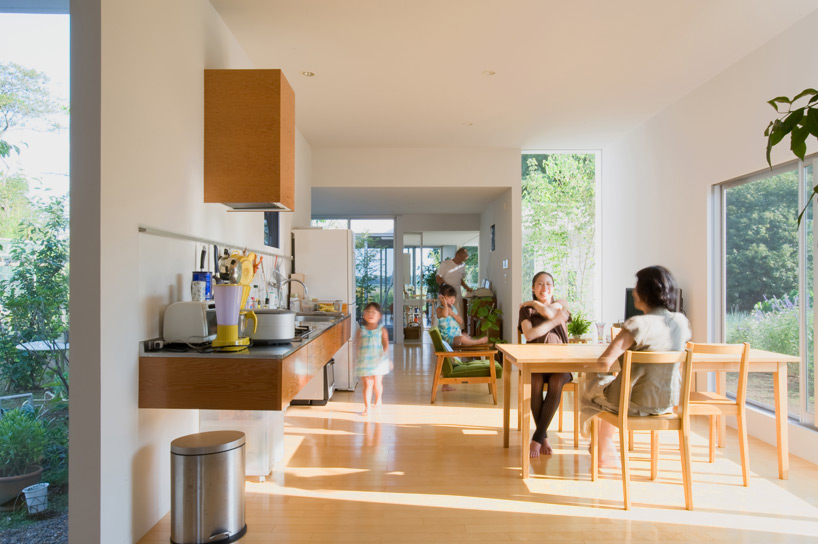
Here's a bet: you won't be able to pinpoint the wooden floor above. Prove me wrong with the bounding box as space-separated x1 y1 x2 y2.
139 338 818 543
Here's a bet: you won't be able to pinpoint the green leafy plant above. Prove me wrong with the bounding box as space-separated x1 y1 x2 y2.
0 196 69 395
468 296 504 344
763 88 818 225
0 408 47 477
567 312 591 338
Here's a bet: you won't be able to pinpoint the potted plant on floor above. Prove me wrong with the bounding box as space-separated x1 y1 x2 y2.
567 313 591 343
468 296 504 344
0 407 47 506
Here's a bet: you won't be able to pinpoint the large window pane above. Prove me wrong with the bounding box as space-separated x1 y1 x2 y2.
724 169 801 416
521 153 597 318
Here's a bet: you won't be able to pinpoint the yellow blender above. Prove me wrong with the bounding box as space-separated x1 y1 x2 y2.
213 251 257 351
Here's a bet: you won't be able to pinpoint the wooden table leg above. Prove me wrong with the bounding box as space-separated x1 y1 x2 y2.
522 367 532 479
574 373 581 449
503 357 511 448
773 362 789 480
716 371 726 448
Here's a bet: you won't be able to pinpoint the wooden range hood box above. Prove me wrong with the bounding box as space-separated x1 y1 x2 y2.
204 69 295 211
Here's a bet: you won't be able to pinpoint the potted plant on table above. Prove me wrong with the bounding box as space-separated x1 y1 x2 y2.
0 408 47 506
567 313 592 343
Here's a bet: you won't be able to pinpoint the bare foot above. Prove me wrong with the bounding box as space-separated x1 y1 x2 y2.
598 447 621 469
530 440 542 458
442 384 456 391
542 438 553 455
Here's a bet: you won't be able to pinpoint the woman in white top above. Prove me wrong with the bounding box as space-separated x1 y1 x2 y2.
581 265 691 468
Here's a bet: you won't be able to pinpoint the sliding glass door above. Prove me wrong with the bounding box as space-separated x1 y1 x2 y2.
719 158 816 426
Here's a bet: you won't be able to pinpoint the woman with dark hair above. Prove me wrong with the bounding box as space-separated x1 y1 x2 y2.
581 265 691 468
518 271 573 458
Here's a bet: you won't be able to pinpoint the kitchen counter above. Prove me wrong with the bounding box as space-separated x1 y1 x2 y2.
139 314 351 411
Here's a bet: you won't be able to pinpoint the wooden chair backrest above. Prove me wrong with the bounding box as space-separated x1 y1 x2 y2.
610 326 622 343
618 350 694 424
686 342 750 406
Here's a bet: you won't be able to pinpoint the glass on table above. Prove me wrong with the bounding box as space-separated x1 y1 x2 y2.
595 321 606 344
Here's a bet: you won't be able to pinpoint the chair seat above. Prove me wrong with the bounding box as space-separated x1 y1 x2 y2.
449 360 503 378
597 409 682 431
689 391 733 404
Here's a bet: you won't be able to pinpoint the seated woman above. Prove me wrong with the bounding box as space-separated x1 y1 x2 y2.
436 283 488 347
581 265 691 468
519 271 573 458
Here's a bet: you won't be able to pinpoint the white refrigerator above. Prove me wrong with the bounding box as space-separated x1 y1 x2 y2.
293 228 358 391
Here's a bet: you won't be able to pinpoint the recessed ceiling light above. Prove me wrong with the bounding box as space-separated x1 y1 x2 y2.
482 70 496 76
300 71 316 77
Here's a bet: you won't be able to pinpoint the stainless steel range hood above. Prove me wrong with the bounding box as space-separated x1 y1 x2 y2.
224 202 292 212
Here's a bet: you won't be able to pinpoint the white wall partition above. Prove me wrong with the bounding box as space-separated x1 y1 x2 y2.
71 1 312 542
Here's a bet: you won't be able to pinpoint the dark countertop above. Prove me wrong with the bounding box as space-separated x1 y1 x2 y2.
140 313 349 360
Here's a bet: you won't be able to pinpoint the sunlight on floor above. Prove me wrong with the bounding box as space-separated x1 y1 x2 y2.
138 341 818 544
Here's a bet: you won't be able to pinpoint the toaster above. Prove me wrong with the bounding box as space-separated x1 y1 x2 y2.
163 301 217 344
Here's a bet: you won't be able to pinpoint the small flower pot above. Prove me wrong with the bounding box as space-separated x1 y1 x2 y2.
22 482 48 514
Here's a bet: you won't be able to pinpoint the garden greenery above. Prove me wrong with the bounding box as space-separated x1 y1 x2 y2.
0 196 69 396
0 408 47 477
521 154 596 317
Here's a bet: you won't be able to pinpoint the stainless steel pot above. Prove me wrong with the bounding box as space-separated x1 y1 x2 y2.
249 309 296 344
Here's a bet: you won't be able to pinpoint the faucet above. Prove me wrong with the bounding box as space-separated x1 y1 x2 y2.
278 278 308 310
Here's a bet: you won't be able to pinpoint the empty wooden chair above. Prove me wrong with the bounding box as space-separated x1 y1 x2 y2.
590 349 694 510
687 341 751 486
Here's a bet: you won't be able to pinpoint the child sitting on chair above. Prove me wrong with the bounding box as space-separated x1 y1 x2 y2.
436 283 488 347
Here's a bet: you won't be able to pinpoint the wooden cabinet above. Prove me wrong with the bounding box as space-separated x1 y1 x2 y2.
204 69 295 211
139 317 350 411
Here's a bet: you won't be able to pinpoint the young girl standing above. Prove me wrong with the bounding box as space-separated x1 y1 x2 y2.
355 302 390 416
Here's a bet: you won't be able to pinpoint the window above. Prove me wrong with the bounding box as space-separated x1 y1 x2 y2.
520 152 599 318
717 157 817 426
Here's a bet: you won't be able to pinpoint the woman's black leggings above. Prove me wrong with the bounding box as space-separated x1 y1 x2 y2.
530 372 573 444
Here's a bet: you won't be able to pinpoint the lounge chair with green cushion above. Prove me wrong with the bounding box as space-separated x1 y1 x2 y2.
429 327 502 404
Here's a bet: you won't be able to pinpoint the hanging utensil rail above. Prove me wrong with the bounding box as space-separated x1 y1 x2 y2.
138 225 292 261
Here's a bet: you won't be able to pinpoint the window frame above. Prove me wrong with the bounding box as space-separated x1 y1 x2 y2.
712 155 817 428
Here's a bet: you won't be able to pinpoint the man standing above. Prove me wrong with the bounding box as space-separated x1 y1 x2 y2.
435 247 473 315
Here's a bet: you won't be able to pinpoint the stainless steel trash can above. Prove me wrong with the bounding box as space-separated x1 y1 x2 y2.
171 431 247 544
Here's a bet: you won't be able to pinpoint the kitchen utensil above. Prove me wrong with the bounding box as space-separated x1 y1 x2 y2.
218 251 242 283
248 309 296 344
191 281 207 302
212 284 256 351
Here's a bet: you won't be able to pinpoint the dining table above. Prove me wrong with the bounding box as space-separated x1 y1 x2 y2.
496 343 799 480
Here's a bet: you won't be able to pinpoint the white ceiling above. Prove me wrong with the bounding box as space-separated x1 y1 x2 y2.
213 0 818 150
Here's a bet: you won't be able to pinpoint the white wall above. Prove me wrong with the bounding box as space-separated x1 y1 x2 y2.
602 10 818 461
313 147 520 188
480 189 522 342
71 1 312 542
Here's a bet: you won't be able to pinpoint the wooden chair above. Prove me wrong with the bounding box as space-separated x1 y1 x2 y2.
590 349 694 510
516 330 579 448
687 341 751 486
429 328 501 404
610 324 640 452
